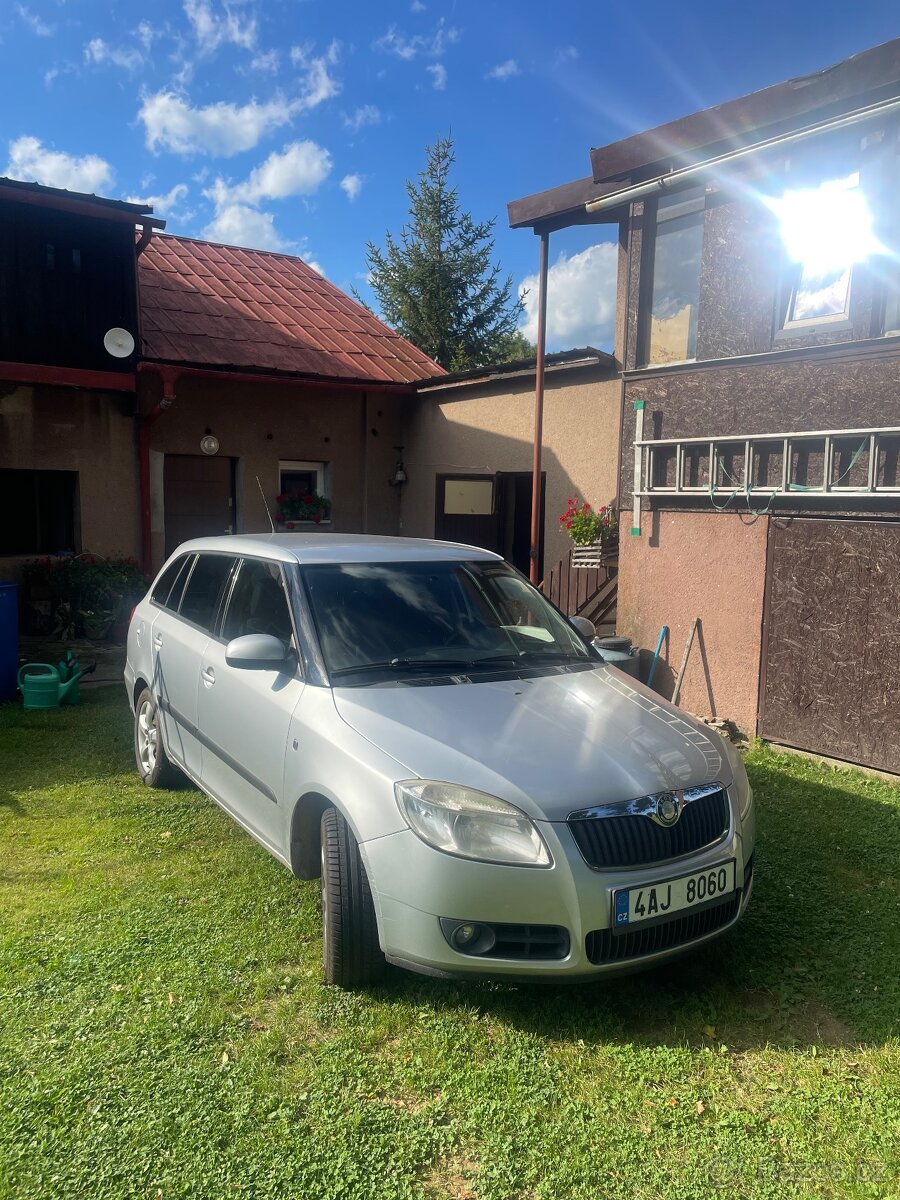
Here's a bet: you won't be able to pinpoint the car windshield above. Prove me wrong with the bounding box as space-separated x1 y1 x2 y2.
300 560 594 684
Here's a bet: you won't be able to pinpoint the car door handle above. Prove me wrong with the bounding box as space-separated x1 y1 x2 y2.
153 633 163 649
201 666 215 687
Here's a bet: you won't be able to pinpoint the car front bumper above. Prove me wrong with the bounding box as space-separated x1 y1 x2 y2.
361 813 755 981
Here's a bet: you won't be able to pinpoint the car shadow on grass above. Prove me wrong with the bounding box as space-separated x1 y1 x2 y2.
379 756 900 1052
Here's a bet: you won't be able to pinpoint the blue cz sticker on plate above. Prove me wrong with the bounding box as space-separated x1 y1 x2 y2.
615 890 630 927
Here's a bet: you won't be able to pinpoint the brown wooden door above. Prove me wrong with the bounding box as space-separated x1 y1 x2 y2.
434 474 502 553
164 455 235 557
759 518 900 773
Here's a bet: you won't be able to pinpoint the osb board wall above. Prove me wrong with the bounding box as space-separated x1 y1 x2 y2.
760 518 900 774
625 182 880 369
696 196 779 361
619 350 900 518
616 510 768 734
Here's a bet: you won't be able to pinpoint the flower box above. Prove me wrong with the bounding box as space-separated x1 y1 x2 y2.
571 542 618 569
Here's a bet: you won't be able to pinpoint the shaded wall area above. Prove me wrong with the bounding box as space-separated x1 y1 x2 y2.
0 384 139 579
617 510 768 733
402 366 621 572
140 375 406 571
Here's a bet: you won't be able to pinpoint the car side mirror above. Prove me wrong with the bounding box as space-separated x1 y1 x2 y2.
569 615 596 640
225 633 290 670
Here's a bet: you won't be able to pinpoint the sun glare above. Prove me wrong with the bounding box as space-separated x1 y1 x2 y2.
769 172 881 276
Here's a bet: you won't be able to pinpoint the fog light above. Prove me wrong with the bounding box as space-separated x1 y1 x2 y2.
453 923 478 948
440 918 497 956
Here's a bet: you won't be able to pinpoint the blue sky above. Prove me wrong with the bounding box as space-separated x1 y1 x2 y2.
2 1 897 350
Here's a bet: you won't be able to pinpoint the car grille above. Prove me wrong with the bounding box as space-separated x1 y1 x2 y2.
568 786 730 869
585 856 753 966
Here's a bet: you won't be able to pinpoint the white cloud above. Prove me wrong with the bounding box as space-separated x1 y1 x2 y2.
554 45 578 65
250 49 279 74
17 5 55 37
340 173 362 202
289 41 341 109
206 140 332 206
203 203 286 250
374 21 458 60
487 59 519 82
426 62 447 90
138 91 296 156
342 104 381 133
183 0 256 55
5 136 113 194
137 21 158 52
518 243 618 350
201 203 324 272
126 182 190 216
85 37 144 73
410 1 427 11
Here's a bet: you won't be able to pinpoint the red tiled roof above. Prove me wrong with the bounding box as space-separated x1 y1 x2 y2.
138 233 443 386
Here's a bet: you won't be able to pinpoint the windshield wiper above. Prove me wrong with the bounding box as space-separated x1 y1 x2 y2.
330 651 584 679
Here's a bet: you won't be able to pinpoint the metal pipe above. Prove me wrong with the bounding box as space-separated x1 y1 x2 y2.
585 94 900 214
138 366 180 574
529 230 550 583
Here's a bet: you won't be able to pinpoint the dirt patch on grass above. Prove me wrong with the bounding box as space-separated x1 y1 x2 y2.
790 1001 856 1047
423 1154 480 1200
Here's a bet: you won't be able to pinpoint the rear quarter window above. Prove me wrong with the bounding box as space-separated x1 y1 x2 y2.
151 554 193 611
178 554 236 633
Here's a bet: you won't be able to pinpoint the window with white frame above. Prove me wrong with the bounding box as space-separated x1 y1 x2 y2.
277 460 331 525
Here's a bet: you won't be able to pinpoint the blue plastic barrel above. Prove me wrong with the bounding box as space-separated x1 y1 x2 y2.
0 582 18 703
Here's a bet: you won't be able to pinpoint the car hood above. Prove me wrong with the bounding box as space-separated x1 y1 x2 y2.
333 665 730 822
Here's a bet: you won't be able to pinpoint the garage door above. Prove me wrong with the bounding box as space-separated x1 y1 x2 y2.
759 518 900 774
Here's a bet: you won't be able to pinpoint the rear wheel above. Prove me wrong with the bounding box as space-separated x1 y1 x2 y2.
320 806 385 988
134 687 181 789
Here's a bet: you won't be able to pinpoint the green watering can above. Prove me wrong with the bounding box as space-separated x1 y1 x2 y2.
18 651 96 710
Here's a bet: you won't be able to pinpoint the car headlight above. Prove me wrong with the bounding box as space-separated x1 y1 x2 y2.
394 781 551 867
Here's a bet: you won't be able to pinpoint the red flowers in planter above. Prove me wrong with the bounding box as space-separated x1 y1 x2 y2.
276 490 332 525
559 497 618 547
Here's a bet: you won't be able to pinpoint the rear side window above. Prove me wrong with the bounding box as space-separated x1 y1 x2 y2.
178 554 235 632
221 559 294 645
151 554 193 610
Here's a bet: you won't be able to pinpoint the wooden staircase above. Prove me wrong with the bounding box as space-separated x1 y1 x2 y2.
540 549 618 637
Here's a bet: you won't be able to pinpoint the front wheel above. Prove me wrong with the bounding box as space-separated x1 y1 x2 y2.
320 806 385 988
134 687 181 789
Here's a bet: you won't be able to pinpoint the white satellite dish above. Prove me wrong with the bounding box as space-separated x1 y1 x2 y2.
103 327 135 358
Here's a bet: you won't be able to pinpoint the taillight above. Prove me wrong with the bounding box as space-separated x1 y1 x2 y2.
129 607 136 624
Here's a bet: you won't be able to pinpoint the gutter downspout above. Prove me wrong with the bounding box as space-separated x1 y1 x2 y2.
529 229 550 585
138 365 181 574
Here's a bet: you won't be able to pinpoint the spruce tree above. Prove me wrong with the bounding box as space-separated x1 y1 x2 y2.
363 136 523 370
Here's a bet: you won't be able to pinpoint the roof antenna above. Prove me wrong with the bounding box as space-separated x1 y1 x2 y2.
256 476 276 533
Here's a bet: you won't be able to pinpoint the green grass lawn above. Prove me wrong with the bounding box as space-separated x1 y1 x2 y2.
1 689 898 1200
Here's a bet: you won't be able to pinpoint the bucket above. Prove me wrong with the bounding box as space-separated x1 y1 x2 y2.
18 663 63 711
594 635 642 680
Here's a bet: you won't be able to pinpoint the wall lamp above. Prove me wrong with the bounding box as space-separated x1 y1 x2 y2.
389 448 408 487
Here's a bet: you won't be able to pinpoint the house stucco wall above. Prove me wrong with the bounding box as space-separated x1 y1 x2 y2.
0 384 140 579
616 510 769 734
401 366 621 571
140 375 406 569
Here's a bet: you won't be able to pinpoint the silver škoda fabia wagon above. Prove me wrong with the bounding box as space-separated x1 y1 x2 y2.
125 534 755 988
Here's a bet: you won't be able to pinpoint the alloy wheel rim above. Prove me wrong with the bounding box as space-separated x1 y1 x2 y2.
137 701 158 775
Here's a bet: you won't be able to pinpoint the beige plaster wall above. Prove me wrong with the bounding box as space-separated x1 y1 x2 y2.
0 384 140 579
616 510 769 734
141 375 405 569
401 367 621 570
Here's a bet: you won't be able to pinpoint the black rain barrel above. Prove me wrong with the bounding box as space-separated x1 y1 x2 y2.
0 582 18 703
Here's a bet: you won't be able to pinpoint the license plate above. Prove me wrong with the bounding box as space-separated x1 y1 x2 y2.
613 860 736 931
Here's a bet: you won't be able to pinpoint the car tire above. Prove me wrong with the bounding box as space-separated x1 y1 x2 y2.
134 687 181 789
320 806 385 988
